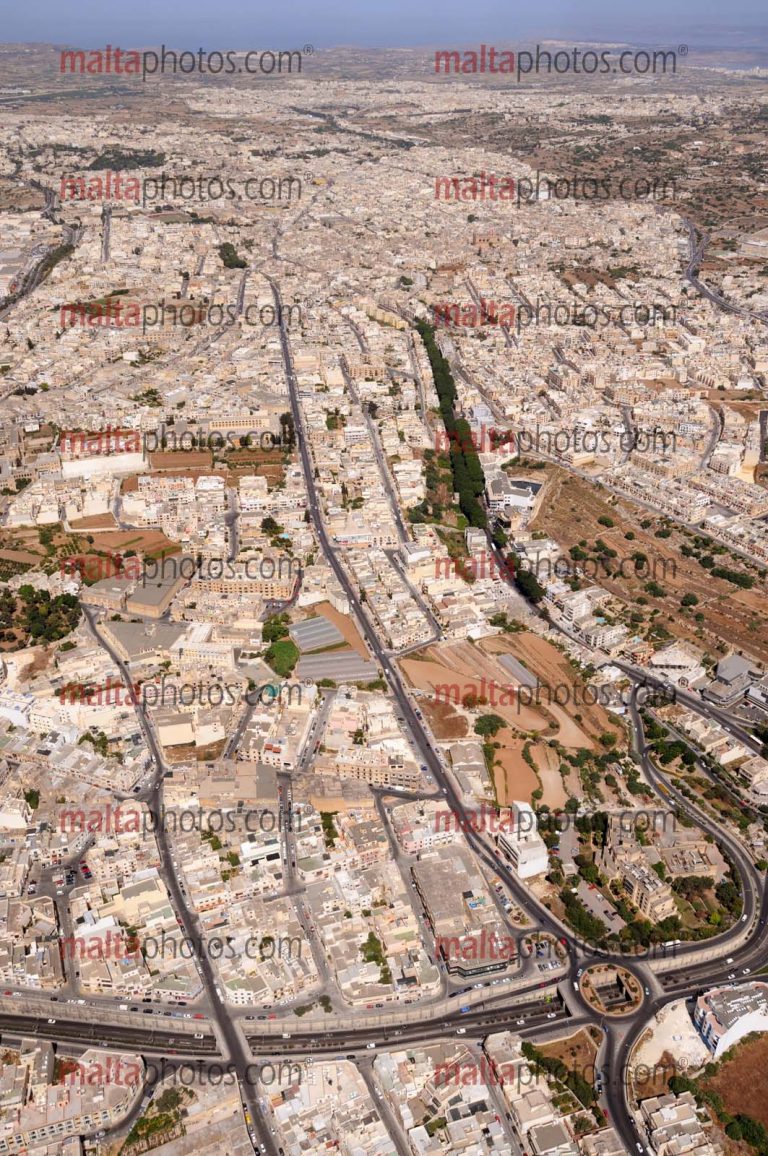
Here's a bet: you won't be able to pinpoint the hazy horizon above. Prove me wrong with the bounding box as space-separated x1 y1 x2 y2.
4 0 768 51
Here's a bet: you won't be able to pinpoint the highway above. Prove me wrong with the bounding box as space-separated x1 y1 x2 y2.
0 1013 217 1054
602 686 767 1150
246 993 576 1055
683 216 768 328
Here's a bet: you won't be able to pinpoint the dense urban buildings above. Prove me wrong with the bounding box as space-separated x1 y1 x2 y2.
0 7 766 1155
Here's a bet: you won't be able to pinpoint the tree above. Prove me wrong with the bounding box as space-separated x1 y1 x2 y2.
262 613 290 643
474 714 507 738
218 242 246 268
514 569 545 603
279 412 296 447
264 639 299 677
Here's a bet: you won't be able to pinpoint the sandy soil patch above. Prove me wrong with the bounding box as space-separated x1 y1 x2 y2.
493 740 540 804
15 646 54 681
480 633 612 748
69 514 118 530
230 463 285 487
421 700 468 741
148 451 212 470
310 601 369 659
533 742 568 808
164 739 227 763
539 1028 599 1075
633 1000 710 1075
91 530 180 558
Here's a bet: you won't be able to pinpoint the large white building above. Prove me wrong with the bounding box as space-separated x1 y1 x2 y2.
496 802 549 880
694 982 768 1057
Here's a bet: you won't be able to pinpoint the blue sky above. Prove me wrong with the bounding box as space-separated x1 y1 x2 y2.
4 0 768 48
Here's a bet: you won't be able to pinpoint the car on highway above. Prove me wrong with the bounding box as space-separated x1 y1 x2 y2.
47 1018 56 1024
546 1012 557 1019
366 1042 377 1049
516 1018 525 1026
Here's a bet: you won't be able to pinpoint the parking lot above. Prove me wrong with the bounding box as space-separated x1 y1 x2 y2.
575 880 627 931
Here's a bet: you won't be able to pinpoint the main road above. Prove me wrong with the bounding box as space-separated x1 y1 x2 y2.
602 685 768 1151
81 607 278 1155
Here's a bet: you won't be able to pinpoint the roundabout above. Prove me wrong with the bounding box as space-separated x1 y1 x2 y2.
577 963 646 1018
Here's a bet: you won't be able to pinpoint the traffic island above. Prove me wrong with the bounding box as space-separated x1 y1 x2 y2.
579 964 644 1017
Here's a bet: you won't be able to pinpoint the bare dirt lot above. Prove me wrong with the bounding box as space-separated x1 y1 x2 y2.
67 514 118 531
530 741 569 809
400 634 611 804
89 530 180 558
421 699 469 741
704 1033 768 1130
539 1028 600 1074
493 738 540 804
308 601 370 659
479 633 616 747
148 450 213 471
0 548 41 564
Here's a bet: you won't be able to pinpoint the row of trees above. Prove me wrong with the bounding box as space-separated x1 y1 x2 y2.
415 320 487 529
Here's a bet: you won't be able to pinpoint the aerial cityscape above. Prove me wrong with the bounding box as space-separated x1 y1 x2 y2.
0 1 767 1153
